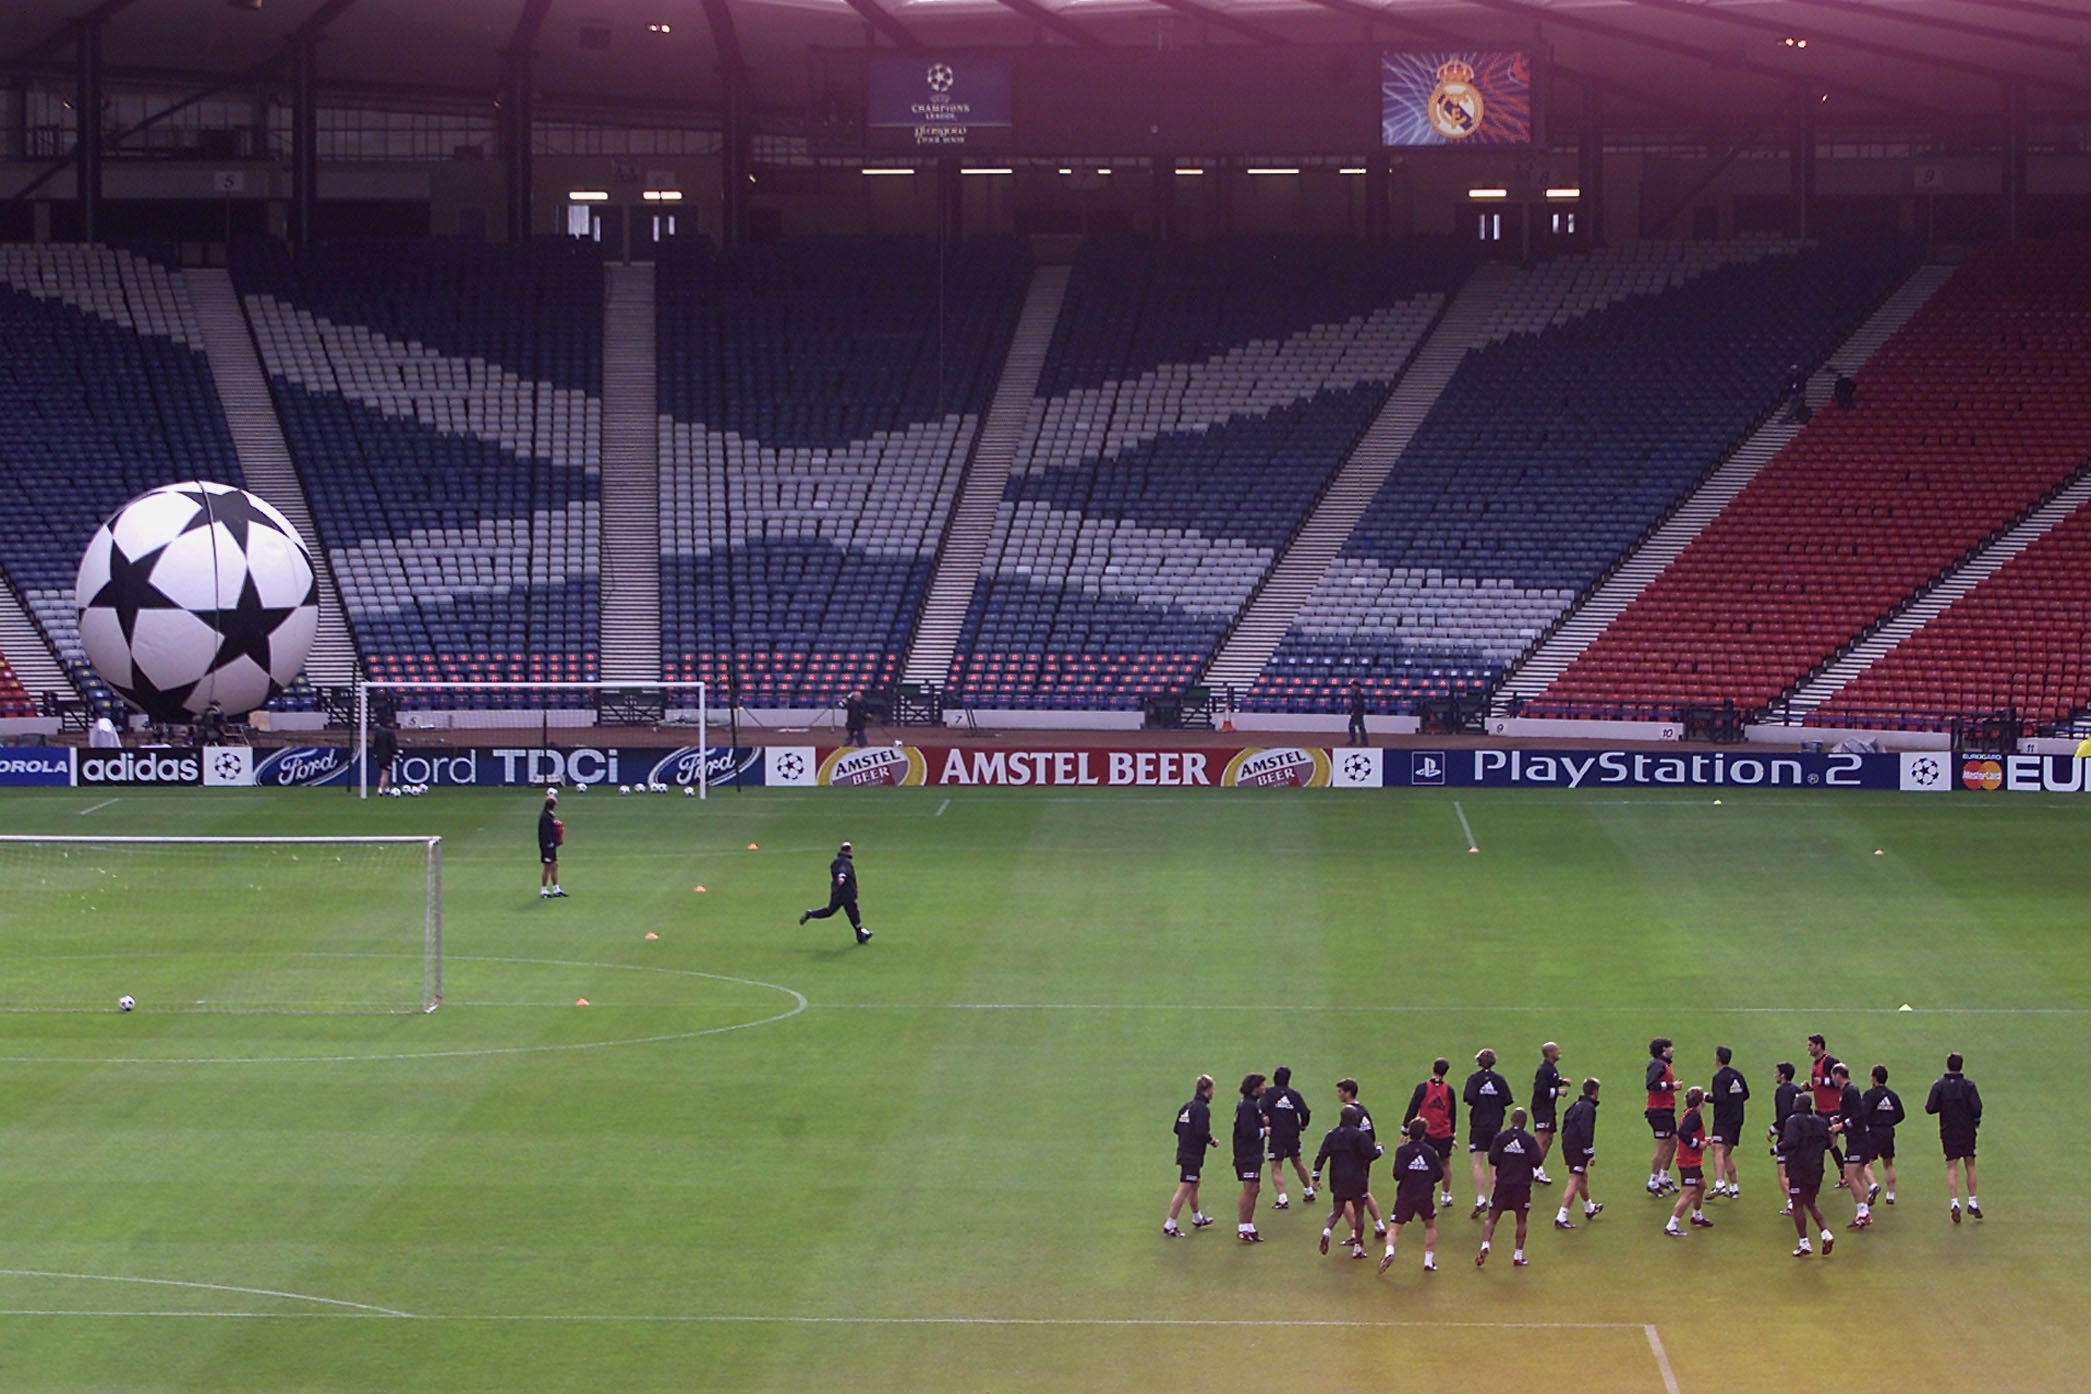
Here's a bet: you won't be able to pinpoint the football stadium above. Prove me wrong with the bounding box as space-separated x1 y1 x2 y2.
0 1 2087 1390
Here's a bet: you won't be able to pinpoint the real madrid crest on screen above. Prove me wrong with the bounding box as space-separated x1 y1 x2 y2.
1428 58 1482 141
74 481 319 722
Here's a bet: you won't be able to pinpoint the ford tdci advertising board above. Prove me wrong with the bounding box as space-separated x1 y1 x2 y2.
241 746 767 789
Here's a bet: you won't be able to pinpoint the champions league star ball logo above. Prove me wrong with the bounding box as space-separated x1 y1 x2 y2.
926 62 954 95
74 481 318 722
1428 58 1483 140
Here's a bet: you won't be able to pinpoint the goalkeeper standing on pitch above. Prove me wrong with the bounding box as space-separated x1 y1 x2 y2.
538 789 566 899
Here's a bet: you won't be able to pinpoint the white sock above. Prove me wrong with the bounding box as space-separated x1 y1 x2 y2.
1556 1208 1570 1223
1666 1219 1682 1232
1885 1191 1895 1202
1239 1223 1252 1234
1856 1202 1870 1218
1424 1254 1436 1268
1822 1228 1833 1243
1193 1212 1208 1224
1164 1219 1179 1230
1374 1222 1386 1236
1276 1193 1288 1205
1512 1248 1523 1261
1969 1196 1979 1208
1479 1240 1490 1251
1385 1241 1396 1255
1322 1227 1332 1240
1585 1202 1599 1214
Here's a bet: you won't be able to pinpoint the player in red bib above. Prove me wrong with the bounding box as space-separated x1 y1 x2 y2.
1403 1057 1459 1211
1664 1087 1714 1235
1645 1037 1678 1194
1807 1034 1848 1179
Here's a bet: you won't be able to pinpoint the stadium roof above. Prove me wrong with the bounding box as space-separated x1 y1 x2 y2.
1 0 2086 130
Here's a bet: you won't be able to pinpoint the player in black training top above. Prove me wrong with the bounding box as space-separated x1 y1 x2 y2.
1530 1042 1568 1186
1708 1046 1749 1200
1464 1048 1513 1218
1164 1074 1217 1237
1777 1094 1837 1259
1861 1064 1906 1207
1925 1052 1983 1223
1554 1078 1604 1230
1261 1065 1314 1210
1234 1074 1270 1243
1313 1104 1382 1260
1335 1078 1389 1241
1831 1063 1876 1230
1477 1107 1540 1268
799 840 869 944
1378 1118 1443 1275
537 789 566 898
1768 1061 1801 1215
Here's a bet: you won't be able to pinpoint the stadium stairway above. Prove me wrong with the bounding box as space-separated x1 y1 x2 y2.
1786 464 2091 716
599 262 661 684
900 263 1072 689
1199 262 1514 696
1497 262 1957 709
0 577 70 705
184 268 359 687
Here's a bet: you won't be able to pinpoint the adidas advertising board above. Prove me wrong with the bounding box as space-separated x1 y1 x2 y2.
76 748 203 786
0 749 73 786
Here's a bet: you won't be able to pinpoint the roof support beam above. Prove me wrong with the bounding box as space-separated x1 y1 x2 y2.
8 0 143 69
1144 0 1292 46
990 0 1107 49
842 0 928 55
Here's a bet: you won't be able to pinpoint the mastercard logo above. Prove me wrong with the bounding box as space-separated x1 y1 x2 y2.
1961 759 2003 791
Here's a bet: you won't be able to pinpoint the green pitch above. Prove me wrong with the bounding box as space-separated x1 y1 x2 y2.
0 784 2084 1393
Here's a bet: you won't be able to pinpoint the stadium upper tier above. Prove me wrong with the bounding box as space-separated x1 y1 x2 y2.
0 243 244 718
659 237 1031 702
1544 235 2091 719
948 239 1466 710
1249 236 1919 715
232 238 603 702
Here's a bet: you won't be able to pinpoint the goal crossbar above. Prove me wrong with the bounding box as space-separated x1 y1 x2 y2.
354 679 710 801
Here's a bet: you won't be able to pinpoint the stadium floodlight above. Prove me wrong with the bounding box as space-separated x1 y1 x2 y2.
354 679 711 801
0 835 441 1014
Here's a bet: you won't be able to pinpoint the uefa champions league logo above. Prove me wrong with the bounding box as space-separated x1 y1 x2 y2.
926 63 953 94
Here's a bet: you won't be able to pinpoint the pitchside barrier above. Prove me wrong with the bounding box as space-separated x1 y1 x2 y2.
15 743 2091 793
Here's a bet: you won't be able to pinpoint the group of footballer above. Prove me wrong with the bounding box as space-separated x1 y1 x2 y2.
1166 1035 1985 1269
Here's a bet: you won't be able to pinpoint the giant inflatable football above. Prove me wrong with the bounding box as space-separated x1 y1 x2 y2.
75 481 319 722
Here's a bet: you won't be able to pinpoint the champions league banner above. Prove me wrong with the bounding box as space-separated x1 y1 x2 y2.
1380 50 1534 147
866 55 1013 151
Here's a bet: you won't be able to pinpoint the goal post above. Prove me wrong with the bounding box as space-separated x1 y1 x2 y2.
353 679 711 801
0 835 442 1014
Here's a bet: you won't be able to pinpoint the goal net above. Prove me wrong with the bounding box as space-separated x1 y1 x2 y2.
354 679 711 800
0 836 441 1014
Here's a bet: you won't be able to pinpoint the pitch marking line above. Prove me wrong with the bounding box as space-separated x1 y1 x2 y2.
936 798 950 817
811 1002 2084 1015
1454 800 1479 853
1645 1324 1682 1394
0 1270 411 1318
78 798 118 816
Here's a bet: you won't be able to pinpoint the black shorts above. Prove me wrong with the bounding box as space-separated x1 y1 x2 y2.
1788 1174 1823 1205
1268 1143 1302 1164
1710 1119 1743 1147
1567 1158 1591 1176
1872 1130 1895 1162
1469 1123 1501 1153
1332 1188 1367 1209
1235 1159 1263 1182
540 845 558 865
1646 1108 1675 1139
1177 1161 1202 1185
1942 1136 1977 1161
1532 1116 1555 1134
1427 1135 1456 1165
1679 1165 1704 1185
1490 1184 1531 1215
1391 1190 1436 1225
1843 1134 1875 1166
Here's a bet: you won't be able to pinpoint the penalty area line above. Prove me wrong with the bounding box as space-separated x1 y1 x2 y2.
78 798 118 816
1454 800 1479 853
1646 1325 1682 1394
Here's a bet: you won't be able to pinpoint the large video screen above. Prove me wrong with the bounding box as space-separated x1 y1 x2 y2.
866 55 1014 152
1381 51 1534 147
